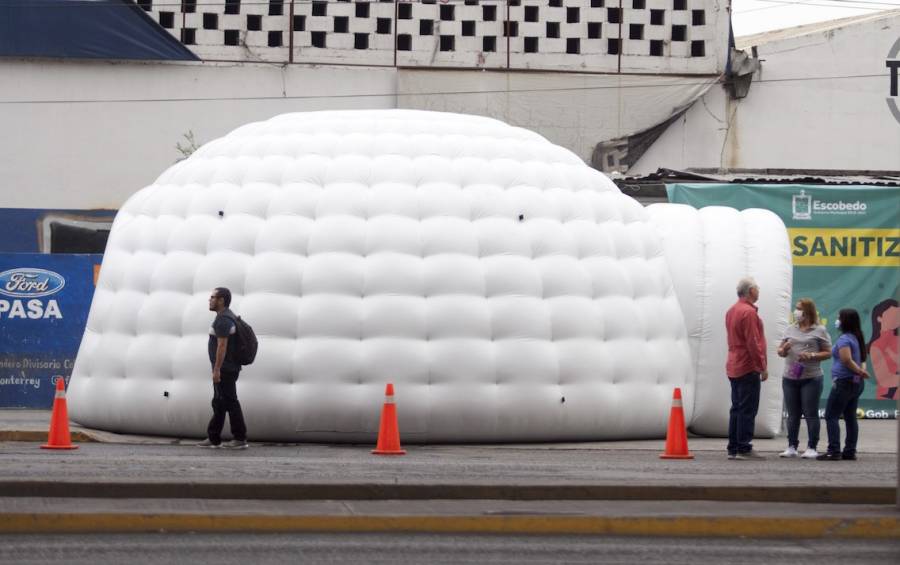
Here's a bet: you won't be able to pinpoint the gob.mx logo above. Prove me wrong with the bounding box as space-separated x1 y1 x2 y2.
888 37 900 124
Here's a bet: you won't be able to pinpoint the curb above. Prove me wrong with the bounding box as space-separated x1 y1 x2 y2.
1 513 899 538
0 482 894 505
0 431 96 443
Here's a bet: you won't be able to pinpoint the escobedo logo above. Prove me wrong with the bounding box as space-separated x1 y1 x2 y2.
888 37 900 125
0 268 66 298
792 190 812 220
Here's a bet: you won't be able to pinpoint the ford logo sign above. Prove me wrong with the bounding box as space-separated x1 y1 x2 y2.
0 268 66 298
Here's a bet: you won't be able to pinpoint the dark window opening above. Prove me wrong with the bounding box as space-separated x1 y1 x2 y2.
524 36 538 53
440 5 454 20
311 31 326 48
674 0 686 10
181 0 196 14
312 1 327 16
137 0 152 11
692 10 706 25
356 2 370 18
650 9 664 25
633 0 645 8
224 0 240 15
483 35 496 52
224 29 240 46
504 20 518 37
354 33 369 49
650 40 663 56
420 19 434 36
566 7 579 23
159 11 174 29
181 28 196 44
334 16 349 33
247 14 262 31
483 5 496 21
671 25 686 41
293 15 306 31
587 22 601 39
440 35 455 51
549 0 563 6
376 18 391 34
268 31 282 47
203 13 218 30
462 20 476 36
397 34 412 51
590 0 604 6
398 3 412 19
629 24 643 40
524 6 538 22
49 223 111 254
546 21 560 39
691 40 705 56
268 0 283 16
566 38 580 54
607 38 620 55
607 8 621 24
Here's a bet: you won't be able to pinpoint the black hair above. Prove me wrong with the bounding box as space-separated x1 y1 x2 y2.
838 308 867 363
868 298 899 348
214 287 232 308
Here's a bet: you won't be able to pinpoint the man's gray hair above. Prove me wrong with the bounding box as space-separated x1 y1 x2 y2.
736 277 758 298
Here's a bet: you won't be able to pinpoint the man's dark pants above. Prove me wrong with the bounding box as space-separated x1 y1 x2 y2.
727 372 761 455
207 369 247 444
823 379 864 457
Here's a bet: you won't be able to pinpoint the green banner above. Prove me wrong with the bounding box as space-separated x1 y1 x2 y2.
667 184 900 418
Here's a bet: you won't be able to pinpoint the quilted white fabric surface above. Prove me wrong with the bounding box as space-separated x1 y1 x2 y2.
67 110 787 442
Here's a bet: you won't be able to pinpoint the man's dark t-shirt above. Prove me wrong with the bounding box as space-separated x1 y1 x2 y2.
208 308 240 373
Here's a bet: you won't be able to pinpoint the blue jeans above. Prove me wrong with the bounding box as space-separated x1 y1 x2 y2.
727 372 761 455
823 379 864 456
782 376 823 450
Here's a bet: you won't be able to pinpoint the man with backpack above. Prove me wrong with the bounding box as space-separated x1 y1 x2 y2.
197 287 249 449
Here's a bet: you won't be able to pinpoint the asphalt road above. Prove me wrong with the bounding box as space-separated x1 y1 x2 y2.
1 533 898 565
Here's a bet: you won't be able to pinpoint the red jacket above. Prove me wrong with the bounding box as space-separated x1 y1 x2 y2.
725 298 767 377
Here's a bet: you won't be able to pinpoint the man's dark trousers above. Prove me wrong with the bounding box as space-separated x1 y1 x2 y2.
207 369 247 444
727 372 761 455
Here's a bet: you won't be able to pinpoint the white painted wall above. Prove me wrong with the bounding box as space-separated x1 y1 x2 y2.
0 60 396 209
1 58 718 210
631 13 900 173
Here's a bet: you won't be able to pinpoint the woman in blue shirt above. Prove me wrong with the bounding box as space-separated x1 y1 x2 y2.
818 309 870 461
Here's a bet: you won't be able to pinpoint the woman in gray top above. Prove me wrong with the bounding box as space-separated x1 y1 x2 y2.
777 298 832 459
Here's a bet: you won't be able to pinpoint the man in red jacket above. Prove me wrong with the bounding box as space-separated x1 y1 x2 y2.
725 277 769 460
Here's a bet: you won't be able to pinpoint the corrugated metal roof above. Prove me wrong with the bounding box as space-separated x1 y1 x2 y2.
621 168 900 187
735 9 900 49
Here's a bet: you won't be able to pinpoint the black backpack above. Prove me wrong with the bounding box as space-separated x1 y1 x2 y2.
224 313 258 366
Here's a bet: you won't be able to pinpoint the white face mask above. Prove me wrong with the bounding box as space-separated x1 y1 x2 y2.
794 309 804 322
835 319 841 330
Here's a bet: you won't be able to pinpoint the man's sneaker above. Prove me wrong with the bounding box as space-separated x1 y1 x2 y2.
816 451 842 461
197 438 221 449
800 448 819 459
779 446 799 458
223 439 249 450
841 453 857 461
727 453 738 460
735 450 766 460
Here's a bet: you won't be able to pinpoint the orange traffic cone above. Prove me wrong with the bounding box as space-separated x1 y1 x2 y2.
372 383 405 455
660 387 692 459
41 378 78 450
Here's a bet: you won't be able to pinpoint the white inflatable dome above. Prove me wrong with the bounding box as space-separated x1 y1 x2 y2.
68 110 790 442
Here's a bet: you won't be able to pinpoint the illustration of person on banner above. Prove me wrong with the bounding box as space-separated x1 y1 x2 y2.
868 298 899 401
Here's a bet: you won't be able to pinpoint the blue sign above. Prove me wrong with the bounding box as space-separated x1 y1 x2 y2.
0 253 101 408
